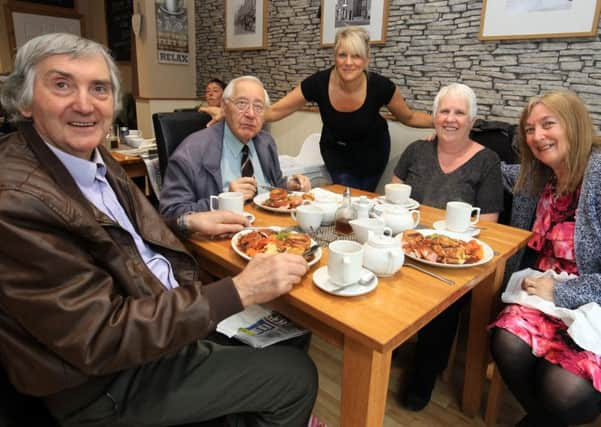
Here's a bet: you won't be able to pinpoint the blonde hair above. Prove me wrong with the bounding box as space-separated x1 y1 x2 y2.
515 90 601 195
334 26 370 61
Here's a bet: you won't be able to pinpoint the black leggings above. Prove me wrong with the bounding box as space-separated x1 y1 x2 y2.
491 327 601 426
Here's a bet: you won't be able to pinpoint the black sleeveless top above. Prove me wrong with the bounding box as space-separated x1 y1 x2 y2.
301 67 395 176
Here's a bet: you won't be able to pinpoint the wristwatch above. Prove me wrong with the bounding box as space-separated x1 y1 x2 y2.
176 211 193 235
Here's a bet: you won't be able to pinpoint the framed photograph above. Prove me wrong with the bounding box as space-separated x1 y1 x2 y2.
480 0 601 40
321 0 389 47
225 0 268 51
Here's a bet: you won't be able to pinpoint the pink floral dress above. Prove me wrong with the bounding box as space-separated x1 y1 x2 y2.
492 180 601 392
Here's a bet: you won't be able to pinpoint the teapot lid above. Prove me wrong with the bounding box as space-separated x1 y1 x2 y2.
384 205 409 214
367 232 398 248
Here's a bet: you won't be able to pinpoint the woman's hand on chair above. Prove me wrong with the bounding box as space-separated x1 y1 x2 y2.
198 106 223 126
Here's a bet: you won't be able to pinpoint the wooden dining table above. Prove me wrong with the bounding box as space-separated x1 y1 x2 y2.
187 185 531 427
111 151 147 179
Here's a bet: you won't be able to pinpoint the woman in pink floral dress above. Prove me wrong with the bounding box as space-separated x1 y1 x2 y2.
490 90 601 427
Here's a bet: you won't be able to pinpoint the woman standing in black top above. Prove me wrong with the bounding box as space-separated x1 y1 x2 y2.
202 27 433 191
268 27 432 191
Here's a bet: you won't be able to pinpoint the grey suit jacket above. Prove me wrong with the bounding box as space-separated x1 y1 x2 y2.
159 121 286 218
502 149 601 309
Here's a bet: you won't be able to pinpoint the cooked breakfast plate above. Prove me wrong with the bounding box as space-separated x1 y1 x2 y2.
231 227 322 267
253 189 315 213
396 229 493 268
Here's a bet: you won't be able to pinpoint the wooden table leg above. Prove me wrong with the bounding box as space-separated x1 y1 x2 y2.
340 337 391 427
462 269 495 416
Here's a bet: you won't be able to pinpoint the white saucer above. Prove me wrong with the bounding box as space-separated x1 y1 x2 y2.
432 220 480 237
376 196 420 210
243 212 255 224
312 266 378 297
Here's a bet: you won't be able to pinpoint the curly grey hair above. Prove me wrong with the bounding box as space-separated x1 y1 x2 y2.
0 33 121 122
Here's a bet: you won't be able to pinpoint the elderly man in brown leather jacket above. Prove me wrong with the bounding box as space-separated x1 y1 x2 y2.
0 33 317 427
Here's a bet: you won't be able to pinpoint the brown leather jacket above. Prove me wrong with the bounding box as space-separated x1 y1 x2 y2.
0 124 243 396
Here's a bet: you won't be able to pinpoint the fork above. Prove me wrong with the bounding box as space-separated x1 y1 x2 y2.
302 244 320 261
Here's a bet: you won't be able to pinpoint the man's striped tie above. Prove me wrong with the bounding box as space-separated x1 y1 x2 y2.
241 144 254 178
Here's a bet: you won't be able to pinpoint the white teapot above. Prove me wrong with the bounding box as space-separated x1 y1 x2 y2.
379 205 420 235
362 230 404 277
352 195 372 219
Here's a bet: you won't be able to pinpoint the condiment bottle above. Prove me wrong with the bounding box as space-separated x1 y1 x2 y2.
334 187 357 235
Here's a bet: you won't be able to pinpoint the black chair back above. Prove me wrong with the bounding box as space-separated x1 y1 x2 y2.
152 111 211 180
470 119 518 164
470 119 518 225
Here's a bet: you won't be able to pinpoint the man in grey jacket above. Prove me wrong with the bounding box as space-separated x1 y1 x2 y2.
160 76 311 219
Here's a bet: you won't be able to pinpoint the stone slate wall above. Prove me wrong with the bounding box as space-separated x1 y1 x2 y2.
195 0 601 127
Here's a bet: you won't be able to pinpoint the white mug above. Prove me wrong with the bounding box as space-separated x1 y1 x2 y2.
291 204 323 233
210 192 244 214
311 199 339 225
385 183 411 205
445 201 481 232
327 240 364 286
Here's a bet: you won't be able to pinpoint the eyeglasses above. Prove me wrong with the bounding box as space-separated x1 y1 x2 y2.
230 98 265 114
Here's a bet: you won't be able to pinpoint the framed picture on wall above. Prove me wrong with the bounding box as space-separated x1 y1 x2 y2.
225 0 268 51
321 0 388 47
480 0 601 40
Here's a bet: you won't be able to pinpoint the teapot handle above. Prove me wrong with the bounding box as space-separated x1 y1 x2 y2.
411 210 421 227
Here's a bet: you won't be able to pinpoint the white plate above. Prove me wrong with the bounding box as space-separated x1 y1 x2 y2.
376 196 420 210
253 191 307 213
231 227 322 267
312 266 378 296
432 220 479 237
395 229 493 268
243 212 255 225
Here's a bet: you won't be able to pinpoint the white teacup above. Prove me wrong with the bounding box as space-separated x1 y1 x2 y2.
327 240 364 286
312 198 339 225
349 218 391 244
210 191 244 214
385 183 411 205
445 201 481 232
291 204 323 233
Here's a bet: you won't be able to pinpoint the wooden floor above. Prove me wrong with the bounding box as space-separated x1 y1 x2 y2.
308 335 601 427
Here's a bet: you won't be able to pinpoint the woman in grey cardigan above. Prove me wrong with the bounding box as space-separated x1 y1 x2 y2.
490 90 601 427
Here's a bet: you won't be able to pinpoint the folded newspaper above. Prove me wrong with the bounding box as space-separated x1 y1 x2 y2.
216 305 308 348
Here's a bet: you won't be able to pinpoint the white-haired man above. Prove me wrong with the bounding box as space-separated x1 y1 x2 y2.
160 76 311 219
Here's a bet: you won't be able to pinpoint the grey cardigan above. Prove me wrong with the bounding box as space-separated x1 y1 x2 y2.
159 121 286 218
503 149 601 309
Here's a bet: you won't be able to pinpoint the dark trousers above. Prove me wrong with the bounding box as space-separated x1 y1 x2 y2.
46 340 318 427
407 294 469 391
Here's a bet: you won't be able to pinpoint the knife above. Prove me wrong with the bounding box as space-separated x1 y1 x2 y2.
404 262 455 285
